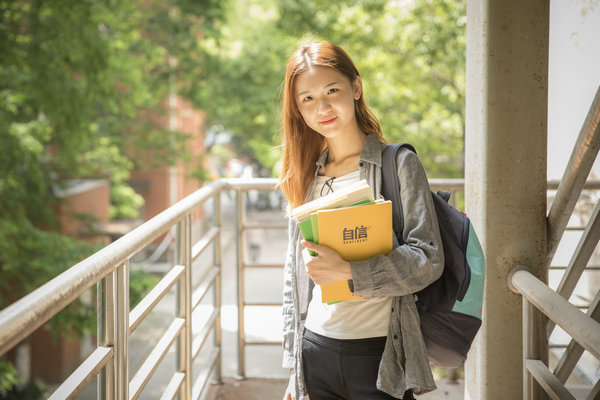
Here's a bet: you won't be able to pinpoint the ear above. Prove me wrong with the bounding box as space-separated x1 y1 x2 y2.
352 75 363 100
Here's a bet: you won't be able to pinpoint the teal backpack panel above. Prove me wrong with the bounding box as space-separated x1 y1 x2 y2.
452 224 485 319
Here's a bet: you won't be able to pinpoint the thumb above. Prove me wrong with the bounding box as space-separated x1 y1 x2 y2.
301 239 322 252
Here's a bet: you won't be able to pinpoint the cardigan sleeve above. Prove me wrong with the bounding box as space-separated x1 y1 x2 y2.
281 216 297 368
349 148 444 297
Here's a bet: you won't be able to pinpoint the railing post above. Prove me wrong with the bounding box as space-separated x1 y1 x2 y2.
235 189 246 379
115 262 129 400
523 299 547 399
214 192 223 384
98 273 115 400
176 216 193 399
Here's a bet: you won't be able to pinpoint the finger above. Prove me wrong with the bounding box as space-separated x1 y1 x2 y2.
301 240 326 254
300 239 315 249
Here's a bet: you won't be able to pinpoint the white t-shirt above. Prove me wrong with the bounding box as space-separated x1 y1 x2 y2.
304 170 393 339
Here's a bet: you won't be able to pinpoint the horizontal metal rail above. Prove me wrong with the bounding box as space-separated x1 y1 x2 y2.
525 359 576 400
0 180 226 356
509 267 600 399
48 346 113 400
547 179 600 190
244 301 283 307
161 372 185 400
129 265 185 333
243 223 289 230
245 340 283 346
243 263 285 269
192 309 220 360
550 265 600 270
192 226 220 261
192 266 220 309
129 318 185 400
429 178 465 193
509 268 600 359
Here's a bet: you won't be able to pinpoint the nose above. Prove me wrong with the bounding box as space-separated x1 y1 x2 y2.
317 98 331 114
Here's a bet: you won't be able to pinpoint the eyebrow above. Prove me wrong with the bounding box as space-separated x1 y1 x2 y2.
297 81 339 97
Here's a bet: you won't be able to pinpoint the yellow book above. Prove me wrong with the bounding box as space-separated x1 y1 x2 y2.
316 201 393 303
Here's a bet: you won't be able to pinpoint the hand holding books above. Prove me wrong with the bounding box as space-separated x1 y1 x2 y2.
300 240 352 285
292 179 393 303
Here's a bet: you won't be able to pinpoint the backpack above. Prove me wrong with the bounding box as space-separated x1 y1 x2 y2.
381 143 486 368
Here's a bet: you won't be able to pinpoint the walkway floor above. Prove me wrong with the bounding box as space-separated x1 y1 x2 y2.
203 378 597 400
205 378 466 400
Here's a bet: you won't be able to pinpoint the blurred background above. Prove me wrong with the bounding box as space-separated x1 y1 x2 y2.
1 0 598 398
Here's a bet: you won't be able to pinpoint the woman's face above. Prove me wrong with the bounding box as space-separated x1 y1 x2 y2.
294 66 362 140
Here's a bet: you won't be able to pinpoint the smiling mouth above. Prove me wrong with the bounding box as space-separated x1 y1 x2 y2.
320 117 337 125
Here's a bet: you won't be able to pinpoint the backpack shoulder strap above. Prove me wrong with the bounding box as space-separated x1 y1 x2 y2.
381 143 417 243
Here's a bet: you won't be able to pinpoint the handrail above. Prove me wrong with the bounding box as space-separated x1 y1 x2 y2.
1 176 599 397
509 267 600 399
546 86 600 267
508 267 600 360
508 266 600 400
0 179 226 400
4 176 600 359
0 180 226 356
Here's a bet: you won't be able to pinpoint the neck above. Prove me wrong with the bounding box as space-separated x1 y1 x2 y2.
326 130 367 163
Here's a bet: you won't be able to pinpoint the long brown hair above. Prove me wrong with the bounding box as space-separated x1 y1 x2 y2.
278 41 384 209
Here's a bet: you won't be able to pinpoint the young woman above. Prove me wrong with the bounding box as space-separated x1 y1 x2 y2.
279 41 444 400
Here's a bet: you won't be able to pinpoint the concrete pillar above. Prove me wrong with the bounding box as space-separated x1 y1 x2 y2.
465 1 549 399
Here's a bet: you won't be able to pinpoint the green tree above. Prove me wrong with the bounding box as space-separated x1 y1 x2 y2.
0 0 224 391
197 0 466 178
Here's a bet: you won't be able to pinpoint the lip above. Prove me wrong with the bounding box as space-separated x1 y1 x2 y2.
319 116 337 125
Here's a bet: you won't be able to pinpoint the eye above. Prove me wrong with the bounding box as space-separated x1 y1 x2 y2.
302 96 313 102
327 88 339 94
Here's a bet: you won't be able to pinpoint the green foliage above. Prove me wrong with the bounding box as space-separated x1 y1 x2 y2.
0 378 45 400
195 0 466 178
110 184 145 220
0 360 17 397
0 216 99 391
130 269 161 309
0 0 464 390
0 0 225 391
0 215 100 308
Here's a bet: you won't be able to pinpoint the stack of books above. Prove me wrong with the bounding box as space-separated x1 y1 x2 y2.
292 180 393 303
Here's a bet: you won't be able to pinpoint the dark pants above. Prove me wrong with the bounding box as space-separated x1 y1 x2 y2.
302 329 415 400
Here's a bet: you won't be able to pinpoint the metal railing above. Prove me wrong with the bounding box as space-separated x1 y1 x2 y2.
0 175 469 397
0 180 227 400
226 178 467 379
224 178 288 379
1 150 598 399
228 177 462 379
509 86 600 400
